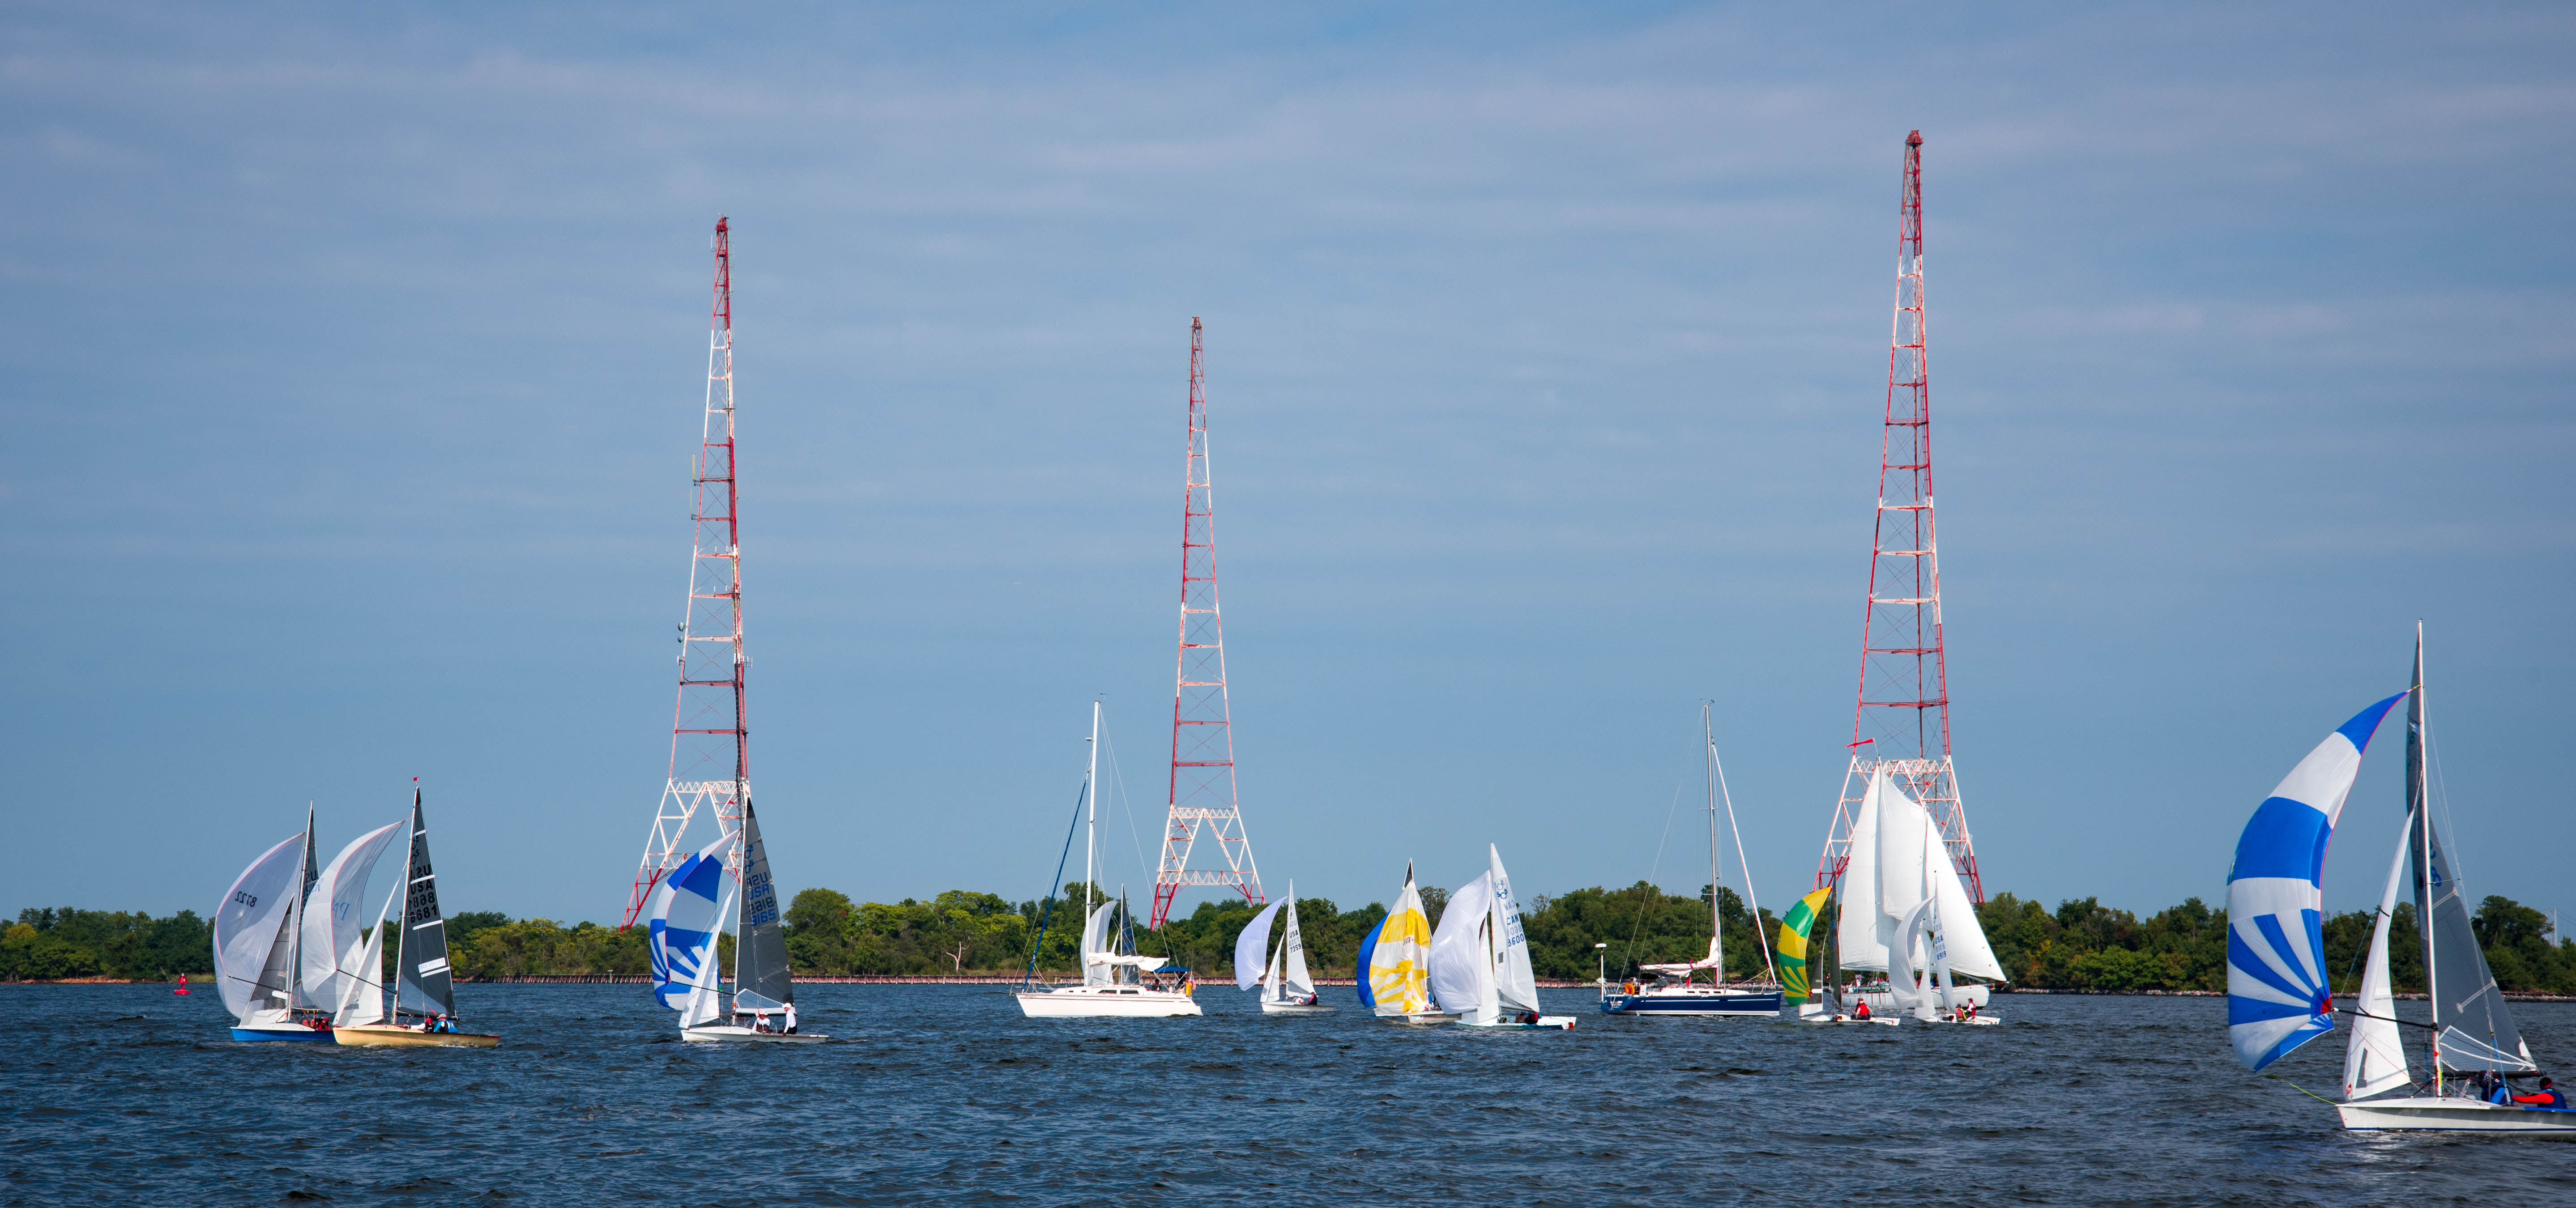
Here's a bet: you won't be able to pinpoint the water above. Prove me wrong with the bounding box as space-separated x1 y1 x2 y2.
5 984 2572 1205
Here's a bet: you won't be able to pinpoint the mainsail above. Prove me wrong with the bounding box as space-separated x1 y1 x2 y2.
1834 772 1888 970
392 791 455 1020
1486 846 1541 1015
730 802 793 1016
2344 811 2415 1100
212 834 307 1025
2405 640 2531 1073
299 821 403 1021
1359 867 1433 1015
1776 887 1834 1004
2225 692 2404 1072
1276 894 1314 1002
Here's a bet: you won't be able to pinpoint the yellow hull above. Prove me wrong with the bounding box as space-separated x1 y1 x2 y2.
332 1024 501 1049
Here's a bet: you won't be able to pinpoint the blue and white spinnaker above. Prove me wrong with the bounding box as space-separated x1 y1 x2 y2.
2225 693 2404 1072
648 835 733 1010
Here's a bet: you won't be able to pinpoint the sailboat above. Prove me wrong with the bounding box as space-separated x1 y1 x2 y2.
1356 864 1451 1024
1428 846 1576 1030
334 791 499 1047
1604 706 1784 1018
211 812 331 1042
2300 631 2566 1133
1833 766 2007 1021
646 801 826 1042
1016 703 1202 1018
1234 881 1331 1014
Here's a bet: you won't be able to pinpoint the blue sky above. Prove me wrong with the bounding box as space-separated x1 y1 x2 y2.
5 2 2571 928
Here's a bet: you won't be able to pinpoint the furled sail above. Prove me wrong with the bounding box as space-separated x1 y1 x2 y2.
299 821 403 1020
1079 902 1118 985
730 802 794 1016
2225 693 2404 1072
212 834 308 1025
392 791 455 1020
648 834 732 1009
1776 887 1834 1004
1361 868 1434 1016
1486 846 1541 1015
1834 771 1889 972
2344 811 2415 1100
1234 899 1285 991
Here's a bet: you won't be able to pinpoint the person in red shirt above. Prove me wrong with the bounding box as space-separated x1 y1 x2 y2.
2511 1077 2567 1108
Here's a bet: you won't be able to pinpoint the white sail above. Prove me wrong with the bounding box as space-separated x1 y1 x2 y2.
1429 873 1497 1017
1889 897 1936 1020
2345 811 2416 1100
1261 923 1285 1002
1486 846 1541 1014
1080 902 1118 985
339 875 397 1027
648 834 732 1011
678 879 733 1029
1366 872 1436 1016
299 821 403 1018
1877 774 1936 931
1928 831 2005 981
1836 771 1889 971
1234 900 1284 991
1280 895 1314 999
212 834 307 1025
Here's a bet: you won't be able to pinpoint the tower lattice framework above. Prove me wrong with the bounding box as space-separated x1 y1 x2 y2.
1150 317 1264 929
1815 132 1985 903
622 216 751 928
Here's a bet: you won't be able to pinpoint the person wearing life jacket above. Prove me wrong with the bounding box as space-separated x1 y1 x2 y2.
2512 1077 2568 1108
1853 999 1872 1021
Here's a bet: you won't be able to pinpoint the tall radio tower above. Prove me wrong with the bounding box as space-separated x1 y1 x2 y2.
622 216 750 928
1815 133 1985 903
1149 318 1265 929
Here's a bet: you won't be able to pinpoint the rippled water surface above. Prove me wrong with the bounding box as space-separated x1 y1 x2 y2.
7 984 2575 1205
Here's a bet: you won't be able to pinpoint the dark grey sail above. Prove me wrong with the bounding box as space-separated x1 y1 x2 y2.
731 801 793 1013
293 807 320 1009
393 791 457 1019
2407 637 2530 1072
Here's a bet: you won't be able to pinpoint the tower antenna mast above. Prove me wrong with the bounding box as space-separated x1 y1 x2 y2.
1150 317 1265 929
623 216 751 927
1816 133 1985 902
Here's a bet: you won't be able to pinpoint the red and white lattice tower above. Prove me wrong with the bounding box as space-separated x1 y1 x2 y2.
1149 317 1265 929
1815 132 1985 903
621 216 751 928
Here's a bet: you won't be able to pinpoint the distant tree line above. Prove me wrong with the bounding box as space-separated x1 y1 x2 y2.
14 891 2576 994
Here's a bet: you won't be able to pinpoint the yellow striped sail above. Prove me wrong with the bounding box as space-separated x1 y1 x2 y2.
1365 873 1433 1016
1776 887 1834 1003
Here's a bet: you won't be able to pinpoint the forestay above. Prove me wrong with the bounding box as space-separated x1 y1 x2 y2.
2225 693 2403 1072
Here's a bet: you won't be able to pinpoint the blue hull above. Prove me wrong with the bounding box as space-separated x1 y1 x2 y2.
1601 991 1783 1017
230 1026 334 1042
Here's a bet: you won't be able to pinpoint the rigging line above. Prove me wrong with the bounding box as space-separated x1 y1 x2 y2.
2261 1072 2343 1107
1100 721 1155 901
1709 721 1775 984
1623 778 1689 976
1021 775 1092 988
2424 725 2473 888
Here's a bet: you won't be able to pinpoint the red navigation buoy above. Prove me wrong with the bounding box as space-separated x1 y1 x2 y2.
175 973 191 995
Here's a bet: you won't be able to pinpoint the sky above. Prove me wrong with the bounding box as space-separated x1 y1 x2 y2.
4 2 2572 930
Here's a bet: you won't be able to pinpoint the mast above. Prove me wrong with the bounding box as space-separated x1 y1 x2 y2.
294 805 315 1009
1152 317 1265 927
1705 702 1722 983
1086 701 1100 929
623 216 751 927
2410 623 2438 1092
1817 130 1983 904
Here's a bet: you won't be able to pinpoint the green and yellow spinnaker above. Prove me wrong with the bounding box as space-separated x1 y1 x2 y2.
1775 887 1834 1004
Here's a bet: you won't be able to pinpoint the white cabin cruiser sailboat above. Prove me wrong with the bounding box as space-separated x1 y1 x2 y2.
1236 882 1331 1014
2326 632 2568 1134
1015 703 1201 1019
333 791 500 1047
1429 846 1574 1030
649 801 825 1042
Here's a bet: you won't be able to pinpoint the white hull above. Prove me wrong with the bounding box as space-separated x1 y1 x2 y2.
681 1024 827 1043
1850 983 1991 1010
1260 1000 1335 1014
1458 1015 1576 1030
1377 1012 1460 1026
2337 1097 2576 1135
1015 986 1202 1018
